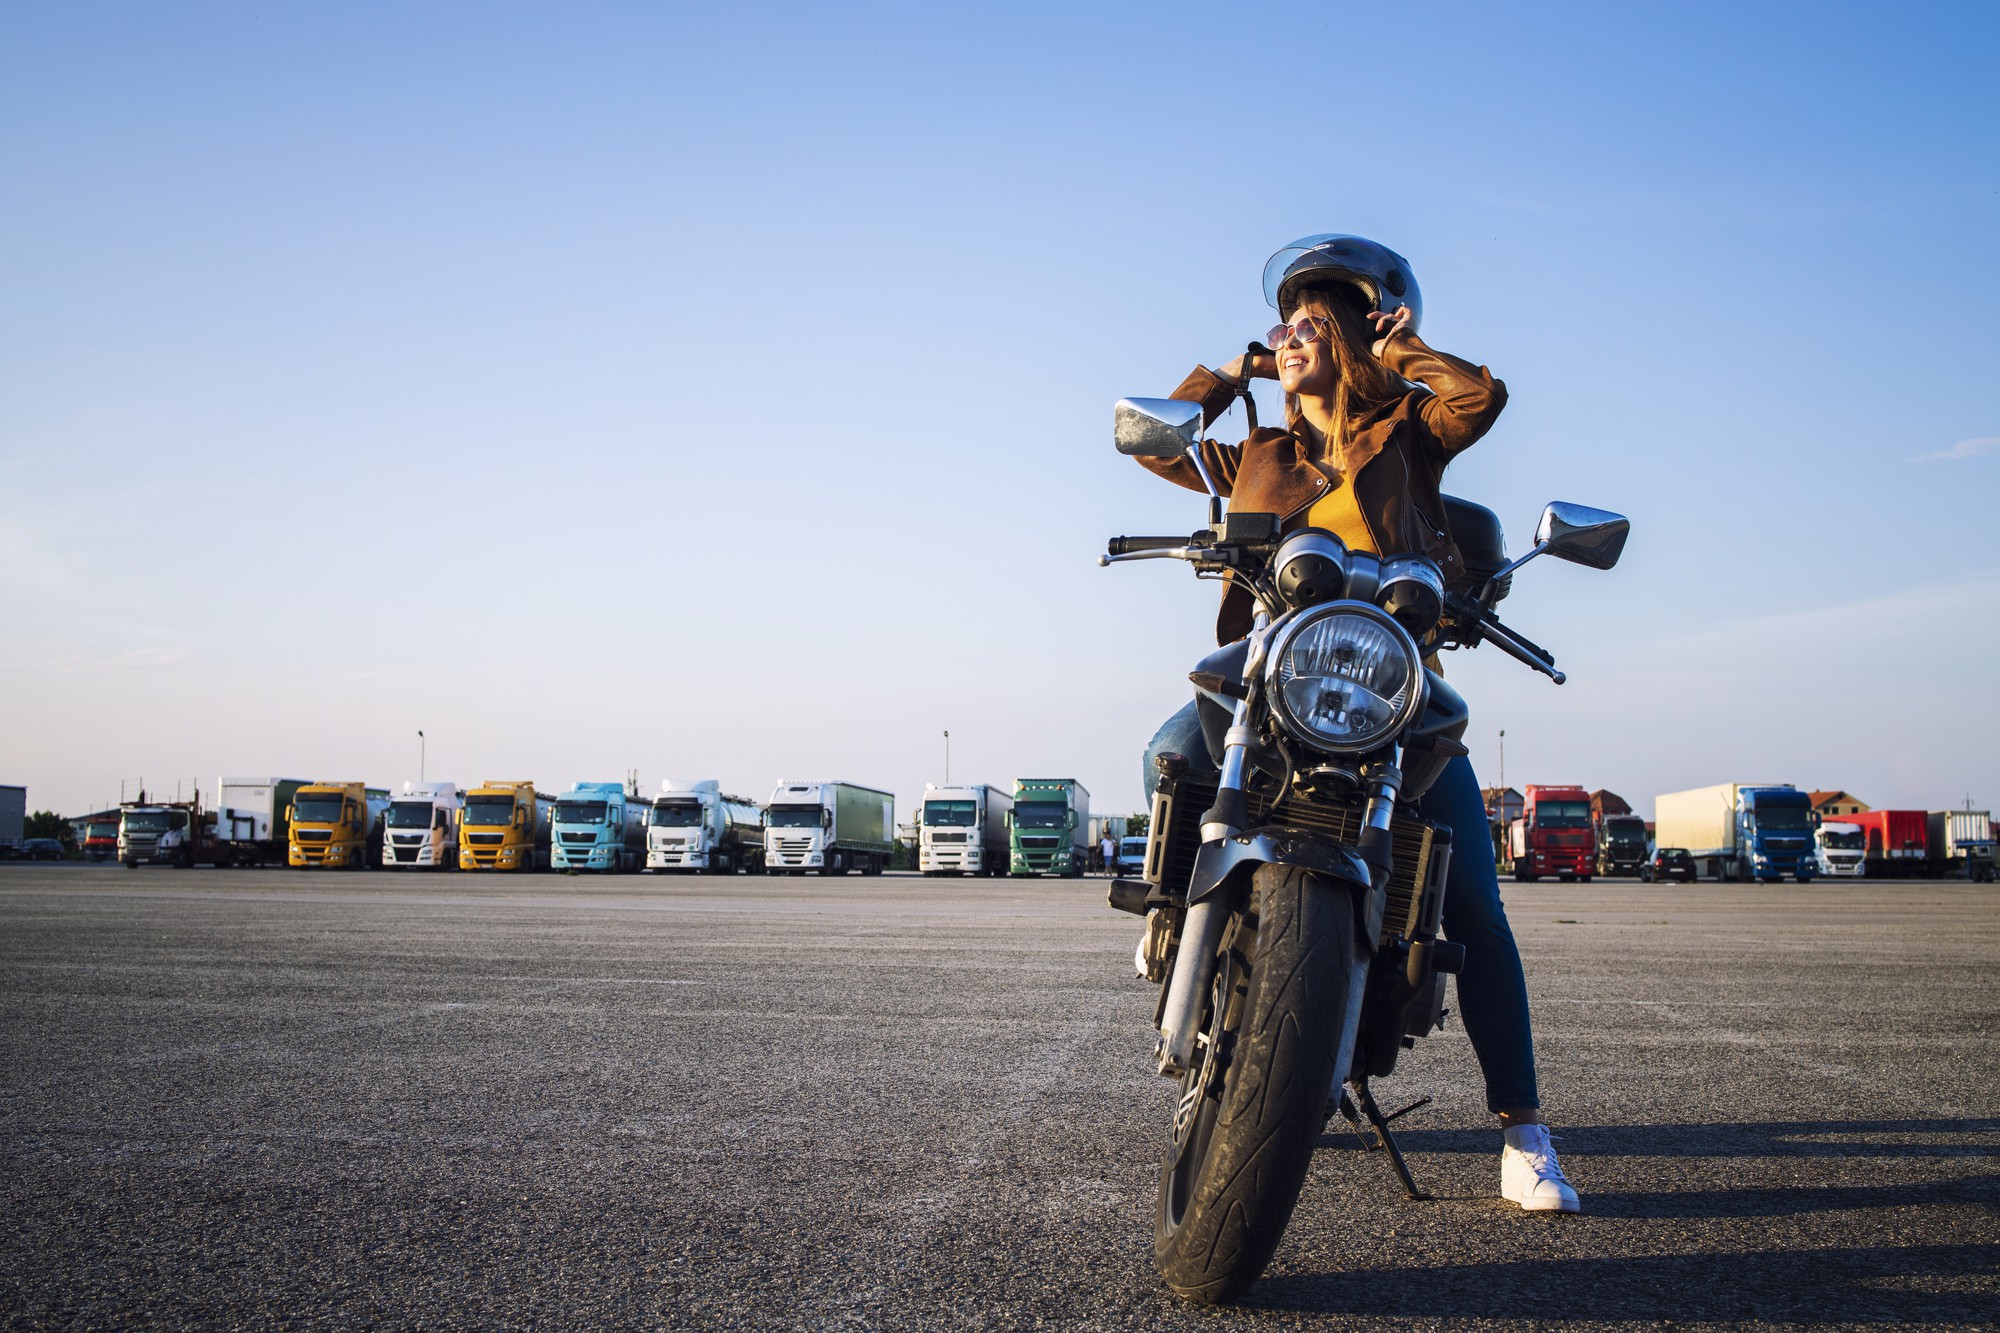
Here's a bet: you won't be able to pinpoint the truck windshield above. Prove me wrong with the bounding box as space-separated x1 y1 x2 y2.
555 801 607 825
1819 830 1864 850
768 804 822 828
463 798 517 826
122 811 184 833
386 802 435 829
924 801 978 826
1533 801 1590 827
1015 802 1068 829
653 801 702 826
292 797 347 823
1751 806 1812 831
87 822 119 839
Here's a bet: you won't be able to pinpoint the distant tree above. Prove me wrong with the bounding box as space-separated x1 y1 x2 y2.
1127 812 1150 838
24 811 75 850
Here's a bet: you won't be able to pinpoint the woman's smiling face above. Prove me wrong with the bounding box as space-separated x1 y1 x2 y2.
1274 315 1338 396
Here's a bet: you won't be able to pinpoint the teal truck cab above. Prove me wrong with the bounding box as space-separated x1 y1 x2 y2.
550 781 646 873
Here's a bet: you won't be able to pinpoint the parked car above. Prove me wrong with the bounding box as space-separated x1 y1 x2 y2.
18 839 66 862
1640 848 1696 883
1112 836 1149 876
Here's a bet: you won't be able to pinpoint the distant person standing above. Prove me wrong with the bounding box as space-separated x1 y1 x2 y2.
1100 833 1117 875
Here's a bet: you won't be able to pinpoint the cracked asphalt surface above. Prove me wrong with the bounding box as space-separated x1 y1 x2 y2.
1 864 1994 1328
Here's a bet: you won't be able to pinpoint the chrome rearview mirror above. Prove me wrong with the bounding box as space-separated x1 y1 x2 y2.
1482 501 1631 598
1534 502 1630 570
1114 397 1202 459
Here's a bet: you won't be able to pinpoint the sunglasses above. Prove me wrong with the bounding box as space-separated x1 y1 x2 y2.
1265 316 1332 349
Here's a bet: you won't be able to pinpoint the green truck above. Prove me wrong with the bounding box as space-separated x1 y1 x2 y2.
1008 778 1091 877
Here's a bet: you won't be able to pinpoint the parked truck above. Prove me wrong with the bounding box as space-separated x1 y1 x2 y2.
764 781 894 875
81 811 122 861
1815 821 1866 878
1842 809 1929 879
218 776 311 865
1929 810 1996 881
119 793 271 868
288 782 391 869
1655 783 1818 882
1505 784 1594 882
919 783 1012 876
1008 778 1090 877
646 779 764 873
551 781 646 873
1595 812 1650 878
458 780 553 872
383 782 460 869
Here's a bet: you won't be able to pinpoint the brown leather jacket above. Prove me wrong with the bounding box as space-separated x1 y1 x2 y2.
1140 329 1507 643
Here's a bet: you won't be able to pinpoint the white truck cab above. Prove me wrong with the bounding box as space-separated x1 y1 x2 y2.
1815 820 1864 877
384 782 461 869
647 779 765 873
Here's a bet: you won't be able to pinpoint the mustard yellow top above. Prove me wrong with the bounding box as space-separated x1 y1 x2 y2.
1305 476 1375 554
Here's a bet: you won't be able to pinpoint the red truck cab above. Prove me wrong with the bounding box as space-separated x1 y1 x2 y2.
1507 784 1595 882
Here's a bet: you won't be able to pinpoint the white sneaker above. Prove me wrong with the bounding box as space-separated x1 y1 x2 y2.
1501 1123 1580 1213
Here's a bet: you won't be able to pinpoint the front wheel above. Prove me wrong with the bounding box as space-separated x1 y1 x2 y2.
1154 863 1366 1305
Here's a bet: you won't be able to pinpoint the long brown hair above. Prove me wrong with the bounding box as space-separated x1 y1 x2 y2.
1282 285 1405 470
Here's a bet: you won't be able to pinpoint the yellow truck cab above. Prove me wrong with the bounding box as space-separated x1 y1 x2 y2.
287 782 390 869
458 780 553 872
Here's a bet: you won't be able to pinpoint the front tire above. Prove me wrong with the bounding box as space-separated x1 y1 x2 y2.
1154 863 1365 1304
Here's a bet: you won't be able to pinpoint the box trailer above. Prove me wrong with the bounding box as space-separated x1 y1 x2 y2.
217 776 311 865
1654 783 1817 882
1929 810 1995 881
764 781 895 876
1844 809 1929 878
919 783 1012 876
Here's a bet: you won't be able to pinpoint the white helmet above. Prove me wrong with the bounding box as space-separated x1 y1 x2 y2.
1262 234 1422 333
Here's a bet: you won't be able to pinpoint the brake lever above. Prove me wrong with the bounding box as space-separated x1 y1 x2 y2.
1444 594 1565 684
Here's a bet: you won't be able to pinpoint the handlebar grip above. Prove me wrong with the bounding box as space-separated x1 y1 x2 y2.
1107 536 1189 556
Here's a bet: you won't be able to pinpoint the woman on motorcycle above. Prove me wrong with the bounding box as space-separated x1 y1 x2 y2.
1136 235 1579 1213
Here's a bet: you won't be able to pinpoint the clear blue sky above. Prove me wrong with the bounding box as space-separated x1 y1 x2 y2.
3 1 1995 821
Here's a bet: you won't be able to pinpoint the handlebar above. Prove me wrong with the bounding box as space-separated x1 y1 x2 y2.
1107 535 1198 556
1446 593 1564 684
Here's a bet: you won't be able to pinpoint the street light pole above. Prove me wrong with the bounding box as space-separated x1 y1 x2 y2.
943 730 950 785
1498 728 1505 795
418 730 425 784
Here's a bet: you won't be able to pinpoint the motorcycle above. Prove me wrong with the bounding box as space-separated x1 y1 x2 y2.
1102 395 1628 1303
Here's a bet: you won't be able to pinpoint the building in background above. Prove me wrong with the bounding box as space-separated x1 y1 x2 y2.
1591 789 1634 820
1810 790 1870 820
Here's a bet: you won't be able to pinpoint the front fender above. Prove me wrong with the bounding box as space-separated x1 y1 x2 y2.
1187 824 1384 951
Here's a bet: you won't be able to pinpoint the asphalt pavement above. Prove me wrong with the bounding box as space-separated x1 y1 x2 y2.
1 863 1994 1329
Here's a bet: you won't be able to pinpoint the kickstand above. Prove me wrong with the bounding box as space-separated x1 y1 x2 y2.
1346 1079 1429 1201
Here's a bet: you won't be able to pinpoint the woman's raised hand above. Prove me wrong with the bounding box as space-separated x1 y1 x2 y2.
1368 306 1413 357
1220 351 1278 387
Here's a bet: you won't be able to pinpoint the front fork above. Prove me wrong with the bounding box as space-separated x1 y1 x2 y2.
1153 613 1404 1076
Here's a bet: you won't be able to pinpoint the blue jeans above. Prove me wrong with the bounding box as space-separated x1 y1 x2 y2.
1142 700 1539 1113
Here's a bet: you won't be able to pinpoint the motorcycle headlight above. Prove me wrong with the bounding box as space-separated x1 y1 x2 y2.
1264 602 1426 754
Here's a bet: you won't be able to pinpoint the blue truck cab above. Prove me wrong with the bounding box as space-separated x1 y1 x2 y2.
1739 786 1817 883
551 781 645 873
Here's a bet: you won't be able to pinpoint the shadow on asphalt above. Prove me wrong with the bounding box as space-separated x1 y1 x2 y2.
1357 1117 2000 1159
1246 1244 2000 1323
